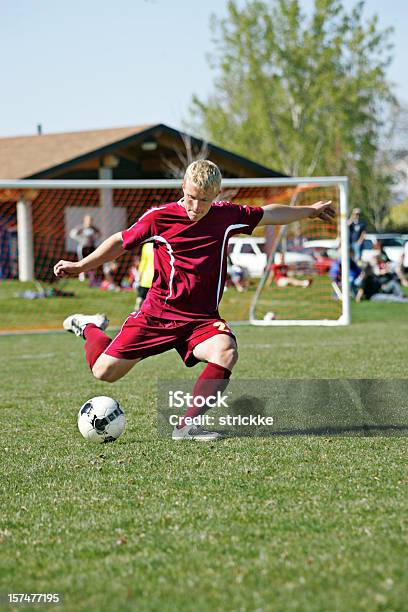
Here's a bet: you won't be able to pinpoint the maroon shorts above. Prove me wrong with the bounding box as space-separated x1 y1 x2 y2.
104 311 236 367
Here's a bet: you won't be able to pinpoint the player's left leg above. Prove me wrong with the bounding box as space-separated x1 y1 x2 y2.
173 329 237 441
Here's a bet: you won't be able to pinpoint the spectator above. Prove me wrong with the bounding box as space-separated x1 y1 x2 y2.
329 252 361 297
267 252 312 288
69 215 101 282
101 261 120 291
356 261 407 302
371 240 390 267
396 240 408 288
226 255 248 292
355 263 381 302
126 255 141 290
287 222 304 251
348 208 366 262
373 256 404 298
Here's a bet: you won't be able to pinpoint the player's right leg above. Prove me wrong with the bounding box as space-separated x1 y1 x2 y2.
63 313 109 337
63 313 140 382
91 353 140 383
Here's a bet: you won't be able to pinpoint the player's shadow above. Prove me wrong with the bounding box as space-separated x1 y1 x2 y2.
217 395 269 437
260 424 408 437
215 388 408 437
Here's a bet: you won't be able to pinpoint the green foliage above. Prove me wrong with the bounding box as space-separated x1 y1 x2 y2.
189 0 396 223
386 197 408 232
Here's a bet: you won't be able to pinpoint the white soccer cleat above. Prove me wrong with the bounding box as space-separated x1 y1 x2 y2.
172 424 222 442
63 313 109 338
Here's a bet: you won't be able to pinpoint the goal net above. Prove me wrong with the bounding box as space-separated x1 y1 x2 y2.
0 177 349 333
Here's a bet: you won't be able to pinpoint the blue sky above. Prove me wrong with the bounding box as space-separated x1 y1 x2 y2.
1 0 407 138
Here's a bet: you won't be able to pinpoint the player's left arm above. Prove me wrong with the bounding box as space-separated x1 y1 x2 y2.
257 201 335 226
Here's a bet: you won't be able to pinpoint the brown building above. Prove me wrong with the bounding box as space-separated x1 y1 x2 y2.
0 123 284 180
0 124 285 281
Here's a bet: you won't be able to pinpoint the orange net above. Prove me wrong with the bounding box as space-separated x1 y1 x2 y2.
0 183 341 331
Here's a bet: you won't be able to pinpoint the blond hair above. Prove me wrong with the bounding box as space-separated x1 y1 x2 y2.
184 160 222 194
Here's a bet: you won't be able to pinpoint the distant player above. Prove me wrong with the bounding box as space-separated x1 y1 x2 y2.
135 242 154 310
54 160 335 441
267 252 312 288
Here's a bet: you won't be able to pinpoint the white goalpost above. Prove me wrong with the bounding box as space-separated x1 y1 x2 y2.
0 176 349 330
247 177 350 326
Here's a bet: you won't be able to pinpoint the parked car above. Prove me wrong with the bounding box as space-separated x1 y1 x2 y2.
361 233 405 265
302 239 339 274
228 237 267 277
228 237 315 277
304 235 407 269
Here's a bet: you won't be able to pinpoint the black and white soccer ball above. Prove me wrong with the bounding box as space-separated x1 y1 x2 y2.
77 396 126 443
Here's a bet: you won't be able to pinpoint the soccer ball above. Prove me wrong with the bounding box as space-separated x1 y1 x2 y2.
77 396 125 443
264 311 276 321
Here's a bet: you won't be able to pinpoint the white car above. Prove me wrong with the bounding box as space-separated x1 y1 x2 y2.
304 235 406 266
302 238 340 258
361 233 405 265
228 237 315 277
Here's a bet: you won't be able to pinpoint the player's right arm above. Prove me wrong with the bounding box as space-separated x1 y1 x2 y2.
54 232 124 278
55 206 157 278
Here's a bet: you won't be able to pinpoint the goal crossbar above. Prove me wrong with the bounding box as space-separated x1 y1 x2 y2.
0 177 348 189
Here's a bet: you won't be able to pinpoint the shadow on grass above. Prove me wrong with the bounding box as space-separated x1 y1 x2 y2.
219 423 408 438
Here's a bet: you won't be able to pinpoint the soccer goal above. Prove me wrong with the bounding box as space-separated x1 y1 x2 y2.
0 177 349 333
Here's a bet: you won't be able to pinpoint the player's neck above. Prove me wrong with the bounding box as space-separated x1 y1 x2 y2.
178 198 213 223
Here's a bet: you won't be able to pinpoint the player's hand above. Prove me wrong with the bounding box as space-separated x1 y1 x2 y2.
54 259 81 278
308 200 335 222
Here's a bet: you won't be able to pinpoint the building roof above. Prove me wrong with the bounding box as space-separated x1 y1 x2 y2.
0 125 152 179
0 124 285 179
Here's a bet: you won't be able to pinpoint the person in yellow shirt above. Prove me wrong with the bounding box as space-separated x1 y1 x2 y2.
135 242 155 310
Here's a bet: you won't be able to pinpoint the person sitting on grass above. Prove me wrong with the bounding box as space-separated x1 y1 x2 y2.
329 252 361 298
356 261 408 302
396 241 408 288
226 255 249 292
54 160 335 441
267 252 312 288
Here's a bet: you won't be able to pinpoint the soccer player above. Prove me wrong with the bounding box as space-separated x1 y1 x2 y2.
267 251 312 288
54 160 335 441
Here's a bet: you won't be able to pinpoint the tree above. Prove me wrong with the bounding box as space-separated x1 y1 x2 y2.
161 133 209 179
359 101 408 230
188 0 396 224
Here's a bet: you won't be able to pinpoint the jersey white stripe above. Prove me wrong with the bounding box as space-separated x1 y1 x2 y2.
216 224 248 305
126 205 170 231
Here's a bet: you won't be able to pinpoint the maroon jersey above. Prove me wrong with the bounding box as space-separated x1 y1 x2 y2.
122 200 264 320
270 263 289 280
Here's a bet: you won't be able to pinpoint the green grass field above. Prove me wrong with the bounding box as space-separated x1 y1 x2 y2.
0 276 341 331
1 290 408 611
